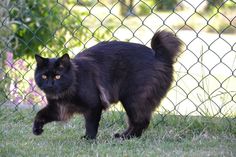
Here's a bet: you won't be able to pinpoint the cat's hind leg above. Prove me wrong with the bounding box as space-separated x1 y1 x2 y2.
114 97 154 139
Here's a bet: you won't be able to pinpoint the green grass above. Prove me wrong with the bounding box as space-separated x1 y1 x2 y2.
0 108 235 157
0 81 7 104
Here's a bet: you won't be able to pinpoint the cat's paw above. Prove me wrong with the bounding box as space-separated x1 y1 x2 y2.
33 126 44 135
32 120 44 135
81 134 96 140
114 133 128 139
114 133 121 138
113 132 133 140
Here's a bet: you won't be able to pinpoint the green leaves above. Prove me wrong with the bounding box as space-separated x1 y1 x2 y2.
9 0 88 58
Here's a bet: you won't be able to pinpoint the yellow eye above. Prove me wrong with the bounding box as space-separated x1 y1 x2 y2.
59 64 64 68
42 75 47 80
55 75 61 80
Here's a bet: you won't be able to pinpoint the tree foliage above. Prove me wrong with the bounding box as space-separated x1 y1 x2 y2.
9 0 91 58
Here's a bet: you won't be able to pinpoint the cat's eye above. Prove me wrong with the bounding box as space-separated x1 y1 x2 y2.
55 75 61 80
59 64 64 68
42 75 47 80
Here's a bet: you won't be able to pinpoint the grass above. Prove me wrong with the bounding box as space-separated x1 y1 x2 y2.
0 81 7 105
0 108 235 157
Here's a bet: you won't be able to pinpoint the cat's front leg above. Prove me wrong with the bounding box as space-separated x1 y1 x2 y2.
83 107 102 139
33 105 59 135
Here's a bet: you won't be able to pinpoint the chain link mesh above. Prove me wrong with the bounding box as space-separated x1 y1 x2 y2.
0 0 235 126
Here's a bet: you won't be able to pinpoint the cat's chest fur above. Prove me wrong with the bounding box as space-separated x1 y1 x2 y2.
48 96 87 121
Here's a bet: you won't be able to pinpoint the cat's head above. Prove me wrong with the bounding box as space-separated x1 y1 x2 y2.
34 54 75 97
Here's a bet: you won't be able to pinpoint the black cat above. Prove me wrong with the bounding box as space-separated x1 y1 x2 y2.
33 31 182 139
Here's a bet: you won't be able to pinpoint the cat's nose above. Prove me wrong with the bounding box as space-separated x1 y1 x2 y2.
47 80 54 87
47 83 53 88
47 86 53 89
45 81 54 92
45 86 54 93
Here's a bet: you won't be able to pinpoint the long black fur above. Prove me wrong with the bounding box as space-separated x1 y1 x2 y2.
33 31 182 139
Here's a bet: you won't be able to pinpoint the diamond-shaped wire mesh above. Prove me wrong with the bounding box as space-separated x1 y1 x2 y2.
0 0 235 125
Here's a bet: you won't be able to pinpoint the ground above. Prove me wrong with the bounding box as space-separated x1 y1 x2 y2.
0 108 235 157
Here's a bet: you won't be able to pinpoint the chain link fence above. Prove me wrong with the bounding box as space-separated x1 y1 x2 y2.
0 0 235 126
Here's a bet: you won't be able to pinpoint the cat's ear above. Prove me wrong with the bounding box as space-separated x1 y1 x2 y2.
59 53 70 67
35 54 48 66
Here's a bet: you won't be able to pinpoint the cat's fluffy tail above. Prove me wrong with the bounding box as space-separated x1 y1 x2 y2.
151 31 182 62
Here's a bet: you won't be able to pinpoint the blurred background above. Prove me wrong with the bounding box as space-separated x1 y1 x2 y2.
0 0 235 119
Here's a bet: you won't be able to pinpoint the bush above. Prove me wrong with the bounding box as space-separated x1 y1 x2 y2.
136 0 179 16
155 0 178 11
206 0 235 10
2 0 114 106
9 0 93 58
207 0 225 9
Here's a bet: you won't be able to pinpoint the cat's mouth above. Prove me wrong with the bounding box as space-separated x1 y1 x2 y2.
43 87 71 99
40 83 76 100
43 88 61 99
43 87 58 94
